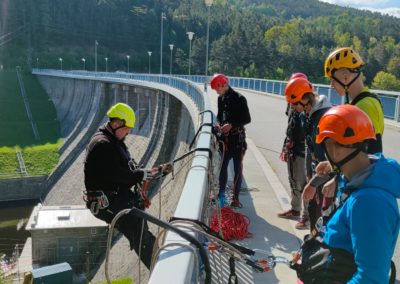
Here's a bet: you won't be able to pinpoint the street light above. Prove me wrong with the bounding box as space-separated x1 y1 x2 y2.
205 0 214 86
36 58 39 69
126 55 130 73
81 58 86 70
187 31 195 76
160 12 166 75
95 40 98 72
105 57 108 72
168 44 174 76
147 51 152 74
59 57 63 71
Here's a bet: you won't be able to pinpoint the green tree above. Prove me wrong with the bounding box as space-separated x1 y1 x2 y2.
372 71 400 91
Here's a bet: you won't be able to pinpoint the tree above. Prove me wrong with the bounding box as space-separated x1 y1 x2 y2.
372 71 400 91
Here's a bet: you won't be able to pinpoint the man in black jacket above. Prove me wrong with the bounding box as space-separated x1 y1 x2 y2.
84 102 169 269
210 74 251 208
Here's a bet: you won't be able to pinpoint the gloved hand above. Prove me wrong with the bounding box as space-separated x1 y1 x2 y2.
159 163 174 175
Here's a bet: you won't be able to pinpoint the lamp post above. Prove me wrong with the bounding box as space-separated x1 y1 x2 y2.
187 31 195 76
160 12 166 75
126 55 130 73
81 58 86 70
205 0 213 83
36 58 39 69
147 51 152 74
95 40 98 72
168 44 174 76
105 57 108 72
59 57 63 71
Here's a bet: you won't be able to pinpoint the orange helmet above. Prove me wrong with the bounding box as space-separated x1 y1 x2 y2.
316 105 376 145
210 73 229 90
290 72 308 80
324 47 364 78
285 78 314 104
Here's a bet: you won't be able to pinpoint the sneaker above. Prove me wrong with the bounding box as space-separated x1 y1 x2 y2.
295 217 310 230
277 209 300 219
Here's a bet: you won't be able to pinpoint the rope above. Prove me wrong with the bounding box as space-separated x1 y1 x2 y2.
209 208 252 241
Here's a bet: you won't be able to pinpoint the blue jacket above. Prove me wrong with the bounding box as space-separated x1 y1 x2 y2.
323 154 400 283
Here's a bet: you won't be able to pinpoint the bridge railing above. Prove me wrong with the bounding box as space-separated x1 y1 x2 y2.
177 74 400 122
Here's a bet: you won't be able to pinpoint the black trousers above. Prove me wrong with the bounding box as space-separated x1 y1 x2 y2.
87 191 155 269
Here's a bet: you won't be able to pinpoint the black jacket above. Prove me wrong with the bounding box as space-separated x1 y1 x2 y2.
217 87 251 128
84 125 144 193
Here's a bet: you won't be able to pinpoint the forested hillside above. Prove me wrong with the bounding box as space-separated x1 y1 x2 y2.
1 0 399 89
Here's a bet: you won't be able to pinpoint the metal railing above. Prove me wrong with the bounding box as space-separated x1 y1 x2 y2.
177 74 400 122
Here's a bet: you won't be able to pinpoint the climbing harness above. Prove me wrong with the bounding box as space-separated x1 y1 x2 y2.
83 190 111 215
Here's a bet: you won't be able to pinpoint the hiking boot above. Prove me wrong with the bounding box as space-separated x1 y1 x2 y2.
277 209 300 219
295 217 310 230
230 200 243 209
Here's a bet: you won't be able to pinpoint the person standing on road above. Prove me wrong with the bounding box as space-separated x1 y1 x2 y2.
278 73 309 229
285 77 332 231
324 47 384 154
210 73 251 208
302 104 399 283
84 102 172 269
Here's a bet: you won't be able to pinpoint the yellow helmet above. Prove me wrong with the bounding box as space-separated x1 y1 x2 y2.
106 103 136 128
324 47 364 78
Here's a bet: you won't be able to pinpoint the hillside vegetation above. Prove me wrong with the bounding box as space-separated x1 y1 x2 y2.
1 0 399 89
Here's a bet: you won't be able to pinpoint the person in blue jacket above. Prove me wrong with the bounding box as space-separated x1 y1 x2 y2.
314 104 400 283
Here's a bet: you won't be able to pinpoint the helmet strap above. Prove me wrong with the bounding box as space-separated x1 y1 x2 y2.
107 120 125 135
323 141 367 172
332 71 361 104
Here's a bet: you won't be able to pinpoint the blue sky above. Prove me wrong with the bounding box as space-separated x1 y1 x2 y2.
319 0 400 17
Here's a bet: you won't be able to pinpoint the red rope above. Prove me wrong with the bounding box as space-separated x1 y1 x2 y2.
210 208 252 241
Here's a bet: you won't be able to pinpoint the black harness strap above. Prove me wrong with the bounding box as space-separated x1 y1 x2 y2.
350 91 382 107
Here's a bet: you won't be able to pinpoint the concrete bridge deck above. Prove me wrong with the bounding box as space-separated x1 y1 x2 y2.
203 85 400 283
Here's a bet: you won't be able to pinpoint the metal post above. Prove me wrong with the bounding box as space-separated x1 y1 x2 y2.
148 51 152 74
160 12 166 75
187 32 195 77
105 57 108 72
169 44 174 76
95 40 98 72
127 55 130 73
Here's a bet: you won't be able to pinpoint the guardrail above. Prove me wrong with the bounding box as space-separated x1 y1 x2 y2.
177 74 400 122
32 69 213 284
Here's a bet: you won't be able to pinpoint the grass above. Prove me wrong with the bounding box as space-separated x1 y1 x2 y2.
0 71 62 178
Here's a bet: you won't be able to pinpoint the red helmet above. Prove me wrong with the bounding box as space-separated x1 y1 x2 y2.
210 73 229 90
316 105 376 145
285 78 314 104
290 73 308 80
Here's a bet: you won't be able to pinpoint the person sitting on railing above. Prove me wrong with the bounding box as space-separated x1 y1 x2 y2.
210 73 251 209
324 47 384 154
83 102 171 269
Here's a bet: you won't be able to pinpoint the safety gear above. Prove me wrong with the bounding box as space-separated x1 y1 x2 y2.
316 105 376 145
290 72 308 80
285 78 314 104
324 47 364 78
210 73 229 90
106 103 136 128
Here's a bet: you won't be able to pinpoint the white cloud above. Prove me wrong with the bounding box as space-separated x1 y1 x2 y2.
319 0 400 17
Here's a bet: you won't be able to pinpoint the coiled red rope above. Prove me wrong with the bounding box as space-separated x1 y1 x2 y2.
210 208 252 241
